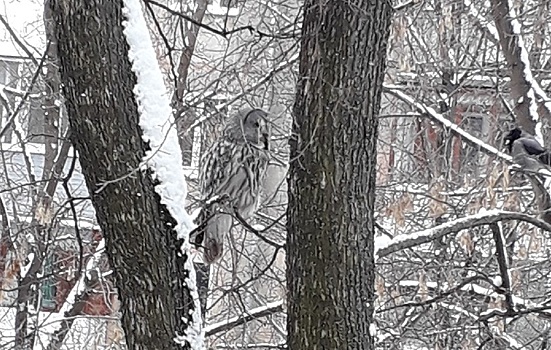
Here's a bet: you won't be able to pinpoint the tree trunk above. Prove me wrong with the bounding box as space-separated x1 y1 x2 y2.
49 1 195 349
286 1 392 349
491 0 551 134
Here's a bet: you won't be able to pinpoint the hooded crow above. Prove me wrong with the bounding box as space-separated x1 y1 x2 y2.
504 127 551 167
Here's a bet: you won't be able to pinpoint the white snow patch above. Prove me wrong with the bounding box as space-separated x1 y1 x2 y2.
374 234 392 258
507 0 545 143
121 0 203 347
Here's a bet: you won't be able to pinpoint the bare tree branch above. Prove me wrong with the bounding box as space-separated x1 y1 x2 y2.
377 209 551 258
144 0 297 40
383 85 512 162
205 301 283 336
0 15 39 64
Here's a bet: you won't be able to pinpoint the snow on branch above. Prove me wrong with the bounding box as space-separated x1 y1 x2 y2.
500 0 539 133
383 85 512 162
378 275 489 313
121 0 203 347
204 301 284 337
506 1 551 125
489 0 551 142
376 209 551 258
464 0 551 144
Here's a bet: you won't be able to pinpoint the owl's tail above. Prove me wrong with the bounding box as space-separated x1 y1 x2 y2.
193 203 232 264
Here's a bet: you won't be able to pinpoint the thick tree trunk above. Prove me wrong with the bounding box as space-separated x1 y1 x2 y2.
286 1 392 349
49 1 194 349
491 0 551 134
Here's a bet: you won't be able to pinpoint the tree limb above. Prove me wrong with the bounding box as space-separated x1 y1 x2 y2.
377 209 551 258
204 301 283 336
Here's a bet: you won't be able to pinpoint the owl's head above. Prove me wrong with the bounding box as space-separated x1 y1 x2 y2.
226 108 270 150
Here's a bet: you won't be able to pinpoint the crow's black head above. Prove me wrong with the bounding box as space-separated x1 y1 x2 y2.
504 127 523 152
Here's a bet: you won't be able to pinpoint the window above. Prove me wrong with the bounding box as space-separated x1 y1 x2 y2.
0 57 59 148
0 59 21 144
220 0 239 7
206 0 242 16
460 112 487 177
19 62 48 144
207 0 242 8
40 253 58 311
26 79 46 144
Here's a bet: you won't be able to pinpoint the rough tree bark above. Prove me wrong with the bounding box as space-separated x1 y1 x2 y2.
491 0 551 225
287 1 392 349
491 0 551 133
49 1 195 349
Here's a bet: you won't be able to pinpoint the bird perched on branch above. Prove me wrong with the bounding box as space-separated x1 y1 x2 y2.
192 108 271 263
504 127 551 169
504 127 551 224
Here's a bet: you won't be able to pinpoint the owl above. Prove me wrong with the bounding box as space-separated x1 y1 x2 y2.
193 108 271 263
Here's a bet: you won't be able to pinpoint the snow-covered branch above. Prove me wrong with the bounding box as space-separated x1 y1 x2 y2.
376 209 551 258
465 0 551 144
204 301 284 337
383 85 512 162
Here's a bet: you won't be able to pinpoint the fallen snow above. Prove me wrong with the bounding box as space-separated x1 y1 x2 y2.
121 0 203 347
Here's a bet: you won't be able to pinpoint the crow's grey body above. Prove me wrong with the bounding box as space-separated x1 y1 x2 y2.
505 127 551 170
194 108 270 263
504 127 551 224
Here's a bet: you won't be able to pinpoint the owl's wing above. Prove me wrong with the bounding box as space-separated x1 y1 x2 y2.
199 139 269 213
199 139 238 201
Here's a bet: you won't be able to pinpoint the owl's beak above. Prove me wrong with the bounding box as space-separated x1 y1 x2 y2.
261 133 269 150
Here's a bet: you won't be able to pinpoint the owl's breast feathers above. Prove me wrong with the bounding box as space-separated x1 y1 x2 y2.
192 138 269 263
200 139 269 217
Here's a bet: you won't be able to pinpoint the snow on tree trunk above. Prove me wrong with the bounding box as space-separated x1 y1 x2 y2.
49 0 200 348
286 1 392 349
490 0 551 141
